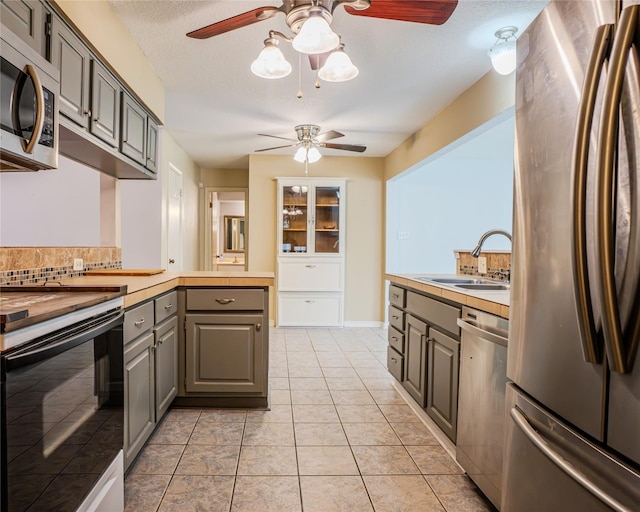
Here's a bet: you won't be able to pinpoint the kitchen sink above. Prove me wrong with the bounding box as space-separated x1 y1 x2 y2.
455 283 510 291
413 276 509 291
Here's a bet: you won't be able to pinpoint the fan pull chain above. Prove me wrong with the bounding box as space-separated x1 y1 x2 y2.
297 53 303 99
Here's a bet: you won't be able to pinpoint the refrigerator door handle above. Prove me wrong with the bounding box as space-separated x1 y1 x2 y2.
595 4 639 374
571 23 613 364
510 407 634 512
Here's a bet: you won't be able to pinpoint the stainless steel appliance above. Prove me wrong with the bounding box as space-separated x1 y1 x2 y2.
504 0 640 510
456 307 508 510
0 25 58 172
1 286 126 511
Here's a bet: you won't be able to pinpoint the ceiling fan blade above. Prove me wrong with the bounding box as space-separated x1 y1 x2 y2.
315 130 345 142
255 144 296 152
258 133 297 142
308 52 331 71
322 143 367 153
187 6 282 39
344 0 458 26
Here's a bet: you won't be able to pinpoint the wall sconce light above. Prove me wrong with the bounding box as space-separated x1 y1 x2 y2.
488 26 518 75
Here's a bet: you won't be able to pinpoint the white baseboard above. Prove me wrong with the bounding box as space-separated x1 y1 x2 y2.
343 320 385 328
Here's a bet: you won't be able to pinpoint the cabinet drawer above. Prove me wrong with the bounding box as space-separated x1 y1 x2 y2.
278 260 342 291
407 291 461 338
277 295 342 327
389 284 406 308
124 301 155 342
387 346 404 381
388 326 405 354
187 288 264 311
155 290 177 324
388 305 405 332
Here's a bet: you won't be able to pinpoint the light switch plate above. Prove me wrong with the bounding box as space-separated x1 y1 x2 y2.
73 258 84 271
478 257 487 274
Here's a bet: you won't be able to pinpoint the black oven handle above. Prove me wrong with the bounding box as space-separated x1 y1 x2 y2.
5 310 123 372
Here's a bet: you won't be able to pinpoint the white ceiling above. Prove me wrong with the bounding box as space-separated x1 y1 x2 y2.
107 0 548 169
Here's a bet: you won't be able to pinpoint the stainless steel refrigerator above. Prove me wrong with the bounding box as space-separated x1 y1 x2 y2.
503 0 640 510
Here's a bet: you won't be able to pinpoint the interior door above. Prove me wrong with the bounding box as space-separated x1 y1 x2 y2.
167 164 182 271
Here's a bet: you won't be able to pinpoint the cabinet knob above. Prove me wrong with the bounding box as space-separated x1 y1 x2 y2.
83 110 92 117
256 323 262 332
134 318 145 326
169 258 175 264
215 298 236 305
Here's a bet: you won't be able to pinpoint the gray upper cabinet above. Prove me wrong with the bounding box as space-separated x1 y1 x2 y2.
50 15 91 129
90 60 120 147
120 92 146 165
0 0 47 56
145 117 159 172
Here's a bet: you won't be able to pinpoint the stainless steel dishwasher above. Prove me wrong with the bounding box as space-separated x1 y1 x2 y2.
456 306 509 511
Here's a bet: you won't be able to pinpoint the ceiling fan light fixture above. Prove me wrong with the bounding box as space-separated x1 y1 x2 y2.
293 146 308 163
318 43 359 82
307 146 322 163
250 37 292 79
488 26 518 75
292 6 339 54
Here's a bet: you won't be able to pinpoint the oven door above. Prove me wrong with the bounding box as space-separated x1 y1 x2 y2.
0 27 58 171
1 310 123 512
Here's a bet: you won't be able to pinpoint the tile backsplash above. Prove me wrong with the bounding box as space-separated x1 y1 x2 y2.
0 247 122 286
455 250 511 280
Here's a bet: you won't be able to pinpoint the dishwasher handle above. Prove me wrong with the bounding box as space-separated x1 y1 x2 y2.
457 317 508 347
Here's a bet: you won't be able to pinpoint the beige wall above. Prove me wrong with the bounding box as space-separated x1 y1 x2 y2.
248 155 385 324
384 71 515 180
52 0 165 120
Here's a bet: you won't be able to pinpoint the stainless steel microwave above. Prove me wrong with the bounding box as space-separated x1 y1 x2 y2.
1 25 59 172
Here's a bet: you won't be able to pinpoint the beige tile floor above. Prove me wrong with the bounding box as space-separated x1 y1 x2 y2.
124 327 496 512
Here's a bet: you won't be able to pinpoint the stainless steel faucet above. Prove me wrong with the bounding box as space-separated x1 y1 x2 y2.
471 229 512 258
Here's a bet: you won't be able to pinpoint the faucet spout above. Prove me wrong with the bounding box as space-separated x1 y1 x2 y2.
471 229 512 258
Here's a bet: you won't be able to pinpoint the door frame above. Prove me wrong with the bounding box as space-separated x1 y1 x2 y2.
167 164 183 271
204 187 248 271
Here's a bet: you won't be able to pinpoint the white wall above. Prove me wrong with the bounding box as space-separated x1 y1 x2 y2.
387 113 514 274
0 156 102 246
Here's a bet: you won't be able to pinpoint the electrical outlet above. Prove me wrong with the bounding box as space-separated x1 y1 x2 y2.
478 256 487 274
397 231 410 240
73 258 84 271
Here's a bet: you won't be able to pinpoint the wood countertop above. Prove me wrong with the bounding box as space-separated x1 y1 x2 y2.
61 271 274 308
385 273 509 319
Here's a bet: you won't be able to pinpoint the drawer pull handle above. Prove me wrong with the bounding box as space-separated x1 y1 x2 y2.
391 357 397 363
256 323 262 331
305 300 316 304
392 315 399 320
215 298 236 305
164 304 173 310
134 318 145 326
392 293 399 298
391 336 398 341
305 265 316 269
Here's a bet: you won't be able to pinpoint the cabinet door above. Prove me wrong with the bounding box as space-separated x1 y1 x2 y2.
120 92 146 165
426 327 460 442
185 314 265 394
313 184 342 254
145 116 159 172
1 0 47 56
403 314 428 407
124 330 155 470
155 316 178 420
50 16 91 128
280 183 309 254
90 60 120 147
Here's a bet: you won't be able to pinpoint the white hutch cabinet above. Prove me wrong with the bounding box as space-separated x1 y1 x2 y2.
276 178 346 326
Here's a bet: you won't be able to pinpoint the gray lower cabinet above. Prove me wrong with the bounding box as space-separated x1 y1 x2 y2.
124 328 155 470
403 314 428 407
426 327 460 441
50 15 91 128
154 315 178 420
185 314 265 394
0 0 47 57
90 60 120 147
